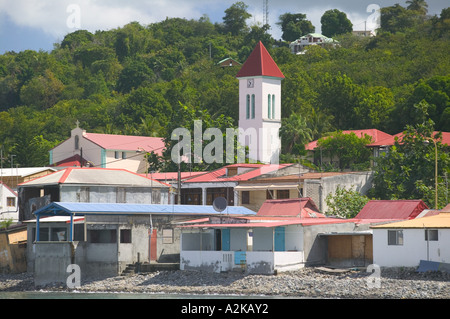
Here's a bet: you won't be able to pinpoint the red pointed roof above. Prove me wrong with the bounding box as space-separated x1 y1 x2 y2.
236 41 284 79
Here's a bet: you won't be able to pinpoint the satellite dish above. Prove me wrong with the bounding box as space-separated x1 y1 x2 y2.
213 197 227 212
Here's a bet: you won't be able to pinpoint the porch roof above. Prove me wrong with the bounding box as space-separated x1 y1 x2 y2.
180 217 351 229
33 202 257 217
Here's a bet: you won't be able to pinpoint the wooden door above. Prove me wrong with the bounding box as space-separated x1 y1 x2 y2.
149 229 157 261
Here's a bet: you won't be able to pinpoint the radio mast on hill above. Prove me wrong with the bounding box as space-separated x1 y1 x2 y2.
263 0 269 26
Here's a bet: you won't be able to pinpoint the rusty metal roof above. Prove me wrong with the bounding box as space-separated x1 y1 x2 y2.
355 200 428 220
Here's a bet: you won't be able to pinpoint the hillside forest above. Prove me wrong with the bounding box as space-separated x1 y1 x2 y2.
0 2 449 208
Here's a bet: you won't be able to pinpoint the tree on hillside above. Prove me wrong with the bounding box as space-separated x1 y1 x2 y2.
315 131 373 171
371 105 450 209
223 2 252 36
380 4 420 33
406 0 428 15
320 9 353 38
277 13 315 42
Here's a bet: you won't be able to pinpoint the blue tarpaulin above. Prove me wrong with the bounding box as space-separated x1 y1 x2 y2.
417 260 450 273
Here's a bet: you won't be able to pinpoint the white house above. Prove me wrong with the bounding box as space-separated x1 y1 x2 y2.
371 209 450 267
179 199 356 274
49 125 165 174
0 182 18 222
289 33 337 54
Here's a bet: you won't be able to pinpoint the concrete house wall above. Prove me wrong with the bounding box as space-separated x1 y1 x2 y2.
27 213 183 276
372 228 450 267
303 172 373 212
180 220 356 274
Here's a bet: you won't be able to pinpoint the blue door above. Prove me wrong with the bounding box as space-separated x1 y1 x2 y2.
274 227 285 251
221 229 230 251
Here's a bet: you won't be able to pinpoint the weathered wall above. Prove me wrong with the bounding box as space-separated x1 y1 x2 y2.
34 242 73 286
0 230 27 274
304 172 373 213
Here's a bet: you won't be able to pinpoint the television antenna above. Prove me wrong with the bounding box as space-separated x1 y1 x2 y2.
263 0 269 26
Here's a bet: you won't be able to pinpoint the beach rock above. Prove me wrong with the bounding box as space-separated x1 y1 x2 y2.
1 267 449 298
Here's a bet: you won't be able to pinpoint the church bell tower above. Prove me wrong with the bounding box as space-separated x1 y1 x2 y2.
236 41 284 164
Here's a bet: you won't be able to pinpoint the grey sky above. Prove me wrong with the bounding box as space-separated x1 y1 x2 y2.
0 0 448 53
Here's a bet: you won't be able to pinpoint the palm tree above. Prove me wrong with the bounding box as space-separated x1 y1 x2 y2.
406 0 428 15
280 113 313 154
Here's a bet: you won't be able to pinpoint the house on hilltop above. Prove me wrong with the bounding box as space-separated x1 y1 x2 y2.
305 129 394 168
289 33 338 54
367 131 450 158
49 126 165 174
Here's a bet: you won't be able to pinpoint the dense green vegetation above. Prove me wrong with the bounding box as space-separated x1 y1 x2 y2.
0 2 448 183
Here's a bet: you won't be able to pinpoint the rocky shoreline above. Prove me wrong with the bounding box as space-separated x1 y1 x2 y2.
1 267 449 299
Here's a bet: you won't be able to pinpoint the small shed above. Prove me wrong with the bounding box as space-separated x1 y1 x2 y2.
0 224 27 273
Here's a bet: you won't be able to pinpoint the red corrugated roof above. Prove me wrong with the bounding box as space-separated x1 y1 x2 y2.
257 198 325 218
367 131 450 147
50 154 88 167
305 129 393 150
354 200 428 220
236 41 284 79
84 133 165 155
183 164 291 183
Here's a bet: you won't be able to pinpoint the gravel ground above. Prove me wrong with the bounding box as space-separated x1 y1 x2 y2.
1 267 449 299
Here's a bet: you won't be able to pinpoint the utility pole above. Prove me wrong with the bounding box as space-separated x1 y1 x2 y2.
177 136 181 205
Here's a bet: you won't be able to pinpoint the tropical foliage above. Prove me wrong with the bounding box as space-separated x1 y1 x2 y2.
0 2 448 207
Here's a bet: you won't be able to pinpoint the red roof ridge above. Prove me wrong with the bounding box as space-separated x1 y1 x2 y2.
236 41 284 79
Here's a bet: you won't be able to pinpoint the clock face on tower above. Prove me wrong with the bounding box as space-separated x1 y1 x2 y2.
247 79 254 88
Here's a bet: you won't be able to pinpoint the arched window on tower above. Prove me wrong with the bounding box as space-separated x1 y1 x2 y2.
272 94 275 119
251 94 255 119
75 135 79 150
246 94 250 119
268 94 271 119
